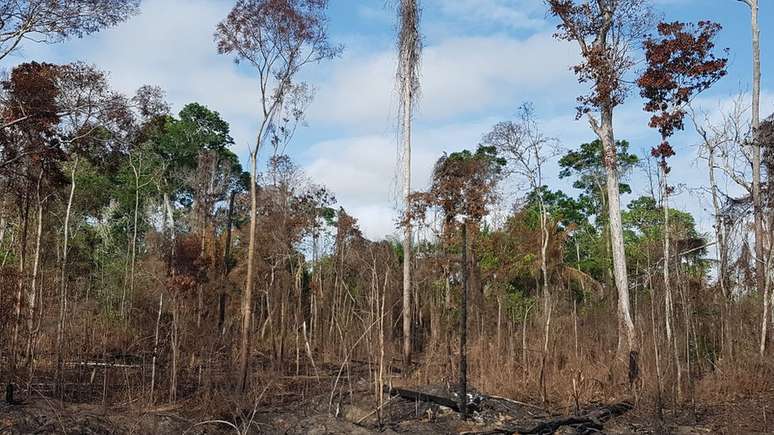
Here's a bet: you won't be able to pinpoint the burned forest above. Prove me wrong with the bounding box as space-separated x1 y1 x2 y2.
1 0 774 434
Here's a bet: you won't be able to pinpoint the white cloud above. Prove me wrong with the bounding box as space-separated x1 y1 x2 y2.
302 119 498 238
431 0 547 31
308 32 579 128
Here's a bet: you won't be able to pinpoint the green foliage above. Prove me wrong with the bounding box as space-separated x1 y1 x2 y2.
144 103 237 204
525 186 587 229
502 285 536 323
622 195 709 276
558 139 639 220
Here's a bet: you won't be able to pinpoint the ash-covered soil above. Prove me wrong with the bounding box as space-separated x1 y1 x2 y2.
2 387 773 434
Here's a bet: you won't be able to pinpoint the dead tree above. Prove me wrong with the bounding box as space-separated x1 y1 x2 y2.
396 0 422 371
215 0 339 392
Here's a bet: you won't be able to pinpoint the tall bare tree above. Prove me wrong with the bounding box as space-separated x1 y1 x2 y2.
737 0 764 298
215 0 339 392
482 104 559 401
547 0 652 370
396 0 421 370
738 0 769 354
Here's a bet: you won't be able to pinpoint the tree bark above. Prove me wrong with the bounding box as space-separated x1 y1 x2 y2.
24 179 44 364
745 0 768 355
219 190 237 334
398 0 419 371
128 157 140 320
660 165 681 398
459 222 468 419
11 194 30 371
170 299 178 403
401 68 413 371
749 0 764 296
150 292 163 404
56 157 78 397
592 107 638 368
237 150 258 392
538 194 551 405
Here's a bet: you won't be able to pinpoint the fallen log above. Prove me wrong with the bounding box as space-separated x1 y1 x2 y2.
465 401 633 435
382 386 473 412
518 415 603 434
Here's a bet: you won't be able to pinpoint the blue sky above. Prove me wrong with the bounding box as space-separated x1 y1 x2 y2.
7 0 773 240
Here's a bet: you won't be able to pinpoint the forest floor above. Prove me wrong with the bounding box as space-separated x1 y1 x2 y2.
2 359 774 434
3 385 774 434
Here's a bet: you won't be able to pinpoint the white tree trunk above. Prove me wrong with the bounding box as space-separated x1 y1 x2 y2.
150 292 163 404
57 157 78 394
238 150 258 392
593 109 637 356
25 194 43 363
130 161 140 317
401 88 412 369
660 166 682 397
750 0 764 295
398 0 419 370
163 191 176 243
747 0 768 355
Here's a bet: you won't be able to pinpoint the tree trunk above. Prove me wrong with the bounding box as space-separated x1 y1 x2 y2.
522 303 532 383
398 0 419 371
170 299 178 403
660 165 681 398
0 223 12 268
150 292 163 404
745 0 768 355
11 194 30 371
538 195 551 404
761 257 771 355
238 150 258 392
24 183 44 364
218 190 237 335
0 209 6 258
223 190 236 273
128 159 140 320
707 145 731 357
401 72 413 371
749 0 764 296
57 157 78 397
594 108 637 361
459 221 468 419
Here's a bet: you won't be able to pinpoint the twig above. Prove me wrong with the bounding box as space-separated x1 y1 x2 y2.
356 395 397 424
485 394 547 412
183 420 240 435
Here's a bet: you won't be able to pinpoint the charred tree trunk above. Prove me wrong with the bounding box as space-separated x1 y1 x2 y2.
459 221 468 419
11 192 30 372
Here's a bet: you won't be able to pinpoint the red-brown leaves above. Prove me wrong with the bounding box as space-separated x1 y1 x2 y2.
2 62 61 131
548 0 653 115
168 235 208 296
638 21 727 168
411 146 505 227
